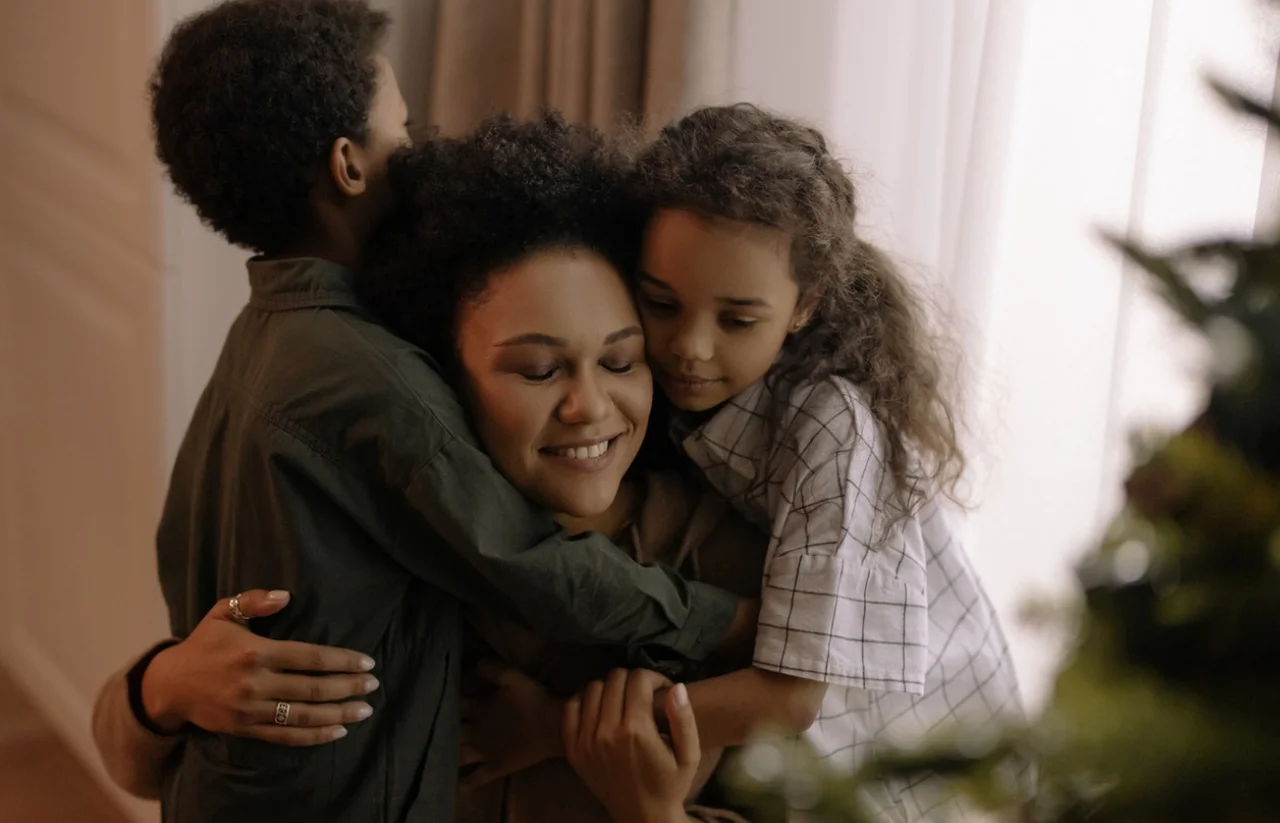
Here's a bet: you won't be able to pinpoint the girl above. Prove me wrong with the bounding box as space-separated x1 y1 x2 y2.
568 104 1024 822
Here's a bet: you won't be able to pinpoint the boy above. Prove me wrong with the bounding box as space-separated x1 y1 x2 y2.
97 2 747 820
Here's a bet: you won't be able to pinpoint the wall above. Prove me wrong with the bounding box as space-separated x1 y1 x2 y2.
0 2 169 822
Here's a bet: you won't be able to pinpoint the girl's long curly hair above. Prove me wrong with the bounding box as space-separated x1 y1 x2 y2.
634 104 965 513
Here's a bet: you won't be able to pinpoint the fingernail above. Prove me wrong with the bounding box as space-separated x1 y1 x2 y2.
358 656 376 672
363 676 380 693
331 727 348 740
355 704 373 720
673 683 689 707
266 590 290 602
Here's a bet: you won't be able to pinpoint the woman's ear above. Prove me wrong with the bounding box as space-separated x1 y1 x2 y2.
328 137 369 197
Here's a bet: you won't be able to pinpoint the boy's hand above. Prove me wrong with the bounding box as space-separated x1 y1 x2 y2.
459 661 562 790
563 668 701 823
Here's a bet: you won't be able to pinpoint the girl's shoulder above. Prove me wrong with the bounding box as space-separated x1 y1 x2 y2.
686 377 883 481
766 375 883 459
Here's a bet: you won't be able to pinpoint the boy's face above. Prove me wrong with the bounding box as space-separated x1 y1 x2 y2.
356 55 412 210
637 208 804 412
327 54 410 241
365 55 412 172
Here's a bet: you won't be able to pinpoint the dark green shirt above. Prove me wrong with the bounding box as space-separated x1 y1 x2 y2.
156 258 738 823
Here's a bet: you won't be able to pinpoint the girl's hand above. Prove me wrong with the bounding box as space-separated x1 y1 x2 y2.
142 590 380 745
459 661 563 790
563 668 700 823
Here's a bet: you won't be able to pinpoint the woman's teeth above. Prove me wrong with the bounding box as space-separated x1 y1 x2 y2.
550 441 610 459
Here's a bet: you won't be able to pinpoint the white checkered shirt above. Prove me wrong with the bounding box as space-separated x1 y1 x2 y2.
678 377 1023 822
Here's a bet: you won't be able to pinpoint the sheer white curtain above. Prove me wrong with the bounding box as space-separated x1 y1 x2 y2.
719 0 1280 707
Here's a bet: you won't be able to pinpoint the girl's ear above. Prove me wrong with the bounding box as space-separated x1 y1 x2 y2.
789 296 818 332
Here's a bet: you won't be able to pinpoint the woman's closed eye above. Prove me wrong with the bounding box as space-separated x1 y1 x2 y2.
517 359 638 381
601 359 637 375
519 365 559 382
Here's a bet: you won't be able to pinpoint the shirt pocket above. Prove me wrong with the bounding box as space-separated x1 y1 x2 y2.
183 734 335 818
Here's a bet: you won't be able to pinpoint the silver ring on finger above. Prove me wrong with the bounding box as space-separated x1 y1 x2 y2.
274 701 291 726
228 594 249 625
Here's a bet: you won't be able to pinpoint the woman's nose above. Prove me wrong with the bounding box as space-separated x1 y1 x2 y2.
557 373 611 424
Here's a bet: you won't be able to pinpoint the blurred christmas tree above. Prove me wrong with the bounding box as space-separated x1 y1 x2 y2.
728 68 1280 823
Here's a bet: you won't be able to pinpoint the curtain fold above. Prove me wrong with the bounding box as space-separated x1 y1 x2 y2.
393 0 728 135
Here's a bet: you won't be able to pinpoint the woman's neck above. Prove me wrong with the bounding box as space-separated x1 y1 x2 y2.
555 478 642 538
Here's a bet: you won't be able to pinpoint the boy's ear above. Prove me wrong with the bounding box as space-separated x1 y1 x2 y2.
328 137 368 197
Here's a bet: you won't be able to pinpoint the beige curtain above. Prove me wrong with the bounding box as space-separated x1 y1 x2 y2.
387 0 733 136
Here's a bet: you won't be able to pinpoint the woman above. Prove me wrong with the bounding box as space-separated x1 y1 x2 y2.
94 113 772 821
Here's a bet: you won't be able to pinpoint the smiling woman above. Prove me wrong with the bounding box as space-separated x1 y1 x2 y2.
359 112 654 524
456 247 653 521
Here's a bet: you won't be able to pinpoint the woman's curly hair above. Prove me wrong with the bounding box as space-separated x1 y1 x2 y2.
634 104 965 511
358 111 645 377
151 0 390 253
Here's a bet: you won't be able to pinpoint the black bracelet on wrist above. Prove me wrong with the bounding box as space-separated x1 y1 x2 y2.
126 638 183 736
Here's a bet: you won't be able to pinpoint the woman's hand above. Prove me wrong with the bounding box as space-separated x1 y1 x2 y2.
142 590 380 745
459 660 563 789
563 669 700 823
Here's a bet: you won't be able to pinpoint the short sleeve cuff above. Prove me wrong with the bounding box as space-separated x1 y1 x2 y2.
753 553 927 693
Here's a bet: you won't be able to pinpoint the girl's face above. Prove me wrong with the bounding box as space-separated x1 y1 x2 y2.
456 249 652 519
638 208 806 412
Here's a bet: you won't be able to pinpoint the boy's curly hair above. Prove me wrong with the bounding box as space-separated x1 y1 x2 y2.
634 104 965 511
151 0 390 253
358 111 644 375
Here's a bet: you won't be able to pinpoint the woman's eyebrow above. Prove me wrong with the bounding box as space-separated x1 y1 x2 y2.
496 326 642 348
496 332 567 348
604 326 643 344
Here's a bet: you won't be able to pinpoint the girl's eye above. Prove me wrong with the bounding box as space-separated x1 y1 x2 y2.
723 316 758 330
601 360 635 375
640 294 678 314
520 366 558 382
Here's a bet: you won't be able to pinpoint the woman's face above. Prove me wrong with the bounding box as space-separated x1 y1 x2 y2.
456 249 652 518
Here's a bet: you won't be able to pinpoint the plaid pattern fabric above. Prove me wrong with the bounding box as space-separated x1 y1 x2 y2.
679 378 1024 822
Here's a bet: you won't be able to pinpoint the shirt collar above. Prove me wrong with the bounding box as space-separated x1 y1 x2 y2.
674 380 775 480
246 257 364 312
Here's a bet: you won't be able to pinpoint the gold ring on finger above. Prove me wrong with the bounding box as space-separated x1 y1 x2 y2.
228 594 249 625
